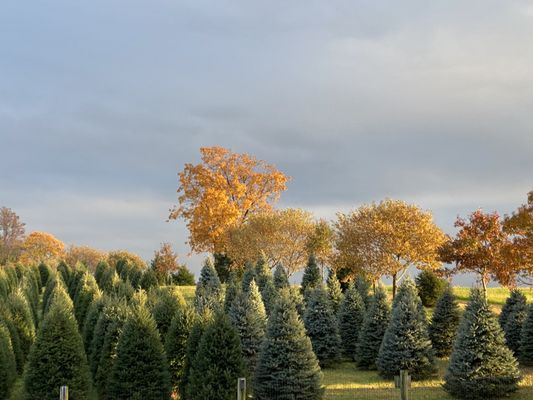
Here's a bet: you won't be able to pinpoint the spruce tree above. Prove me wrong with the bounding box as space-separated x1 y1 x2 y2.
520 304 533 365
376 278 437 380
165 305 196 395
241 261 256 292
73 272 101 328
356 283 390 369
82 296 105 351
188 311 245 400
502 292 528 355
253 288 324 400
303 286 341 367
273 263 290 289
444 289 521 399
180 314 210 399
224 273 241 313
301 254 322 296
194 258 223 313
429 285 460 358
7 288 36 361
500 289 527 330
338 283 365 359
254 253 272 292
24 290 92 400
150 287 185 340
229 279 266 376
0 323 16 399
415 270 446 307
0 315 24 374
355 275 372 308
326 269 343 314
108 304 171 400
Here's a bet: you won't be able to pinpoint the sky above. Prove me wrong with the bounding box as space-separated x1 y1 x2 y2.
1 1 533 282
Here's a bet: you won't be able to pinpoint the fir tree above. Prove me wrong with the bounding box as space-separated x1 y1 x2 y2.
165 305 196 395
150 287 185 340
301 254 322 296
273 263 290 290
261 279 278 316
241 261 256 292
326 269 343 314
0 323 16 399
519 304 533 365
502 291 528 355
229 279 266 376
82 297 105 351
356 284 390 369
338 283 365 359
428 285 460 358
224 273 241 313
303 286 341 367
73 272 101 328
108 305 171 400
354 275 372 308
140 269 159 291
500 289 527 330
7 288 36 361
188 311 245 400
24 291 92 400
194 258 223 313
376 278 437 380
0 315 24 374
444 289 521 399
253 289 324 400
180 314 209 399
254 253 272 291
415 270 446 307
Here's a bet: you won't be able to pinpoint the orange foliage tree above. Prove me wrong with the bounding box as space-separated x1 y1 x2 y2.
335 199 446 297
64 245 107 272
169 147 290 253
19 231 65 266
440 209 517 295
151 242 179 276
107 250 146 269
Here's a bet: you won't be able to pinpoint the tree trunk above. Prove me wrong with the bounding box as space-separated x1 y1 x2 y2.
481 274 488 298
392 273 397 299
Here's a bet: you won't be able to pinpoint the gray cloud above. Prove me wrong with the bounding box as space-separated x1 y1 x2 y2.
1 0 532 282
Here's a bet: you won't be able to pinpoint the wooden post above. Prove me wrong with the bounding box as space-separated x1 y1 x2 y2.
59 386 68 400
237 377 246 400
399 370 409 400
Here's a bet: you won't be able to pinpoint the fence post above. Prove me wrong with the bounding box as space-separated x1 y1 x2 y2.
399 370 409 400
59 386 68 400
237 377 246 400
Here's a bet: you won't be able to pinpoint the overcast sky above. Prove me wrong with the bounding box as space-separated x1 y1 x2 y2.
1 1 532 282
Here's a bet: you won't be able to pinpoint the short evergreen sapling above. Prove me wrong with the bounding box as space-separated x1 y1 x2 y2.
376 278 437 380
429 285 460 358
253 289 324 400
444 289 521 399
356 284 390 369
303 286 341 367
229 279 267 376
503 296 528 355
338 283 365 359
188 311 245 400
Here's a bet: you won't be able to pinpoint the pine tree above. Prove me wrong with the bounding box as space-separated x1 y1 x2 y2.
429 285 460 358
24 290 92 400
301 254 322 296
520 304 533 365
108 305 171 400
253 288 324 400
180 314 210 399
338 283 365 359
188 311 245 400
376 278 437 380
354 275 372 308
415 270 446 308
326 269 343 314
165 305 196 395
502 291 528 355
303 286 341 367
356 284 390 369
194 258 223 313
500 290 527 330
229 280 266 376
0 323 16 399
150 287 185 340
444 289 521 399
273 263 290 290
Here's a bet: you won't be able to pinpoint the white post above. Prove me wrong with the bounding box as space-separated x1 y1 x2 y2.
237 377 246 400
60 386 68 400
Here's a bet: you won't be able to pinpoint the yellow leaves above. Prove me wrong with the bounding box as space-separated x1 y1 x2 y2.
170 147 290 253
19 231 65 266
64 245 106 272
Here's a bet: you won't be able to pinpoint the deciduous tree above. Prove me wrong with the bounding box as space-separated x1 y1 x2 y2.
64 245 106 273
19 231 65 266
0 207 25 264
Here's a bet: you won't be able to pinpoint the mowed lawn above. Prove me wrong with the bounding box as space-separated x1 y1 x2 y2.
177 285 533 399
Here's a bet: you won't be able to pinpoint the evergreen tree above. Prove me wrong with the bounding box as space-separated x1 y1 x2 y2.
73 272 101 328
253 289 324 400
241 261 256 292
150 287 185 340
180 314 210 399
356 284 390 369
289 286 306 317
338 283 365 359
303 286 341 367
354 275 372 308
444 289 521 399
415 270 446 307
140 269 159 291
260 279 278 316
500 289 527 330
108 305 171 400
0 323 16 399
24 290 92 400
519 304 533 365
224 273 241 313
376 278 437 380
428 285 460 358
254 253 272 292
188 311 245 400
194 258 223 313
7 288 35 361
504 299 528 355
82 296 105 351
213 252 232 284
273 263 289 290
301 254 322 296
326 269 343 314
38 262 51 287
229 280 266 376
0 315 24 374
165 305 196 395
